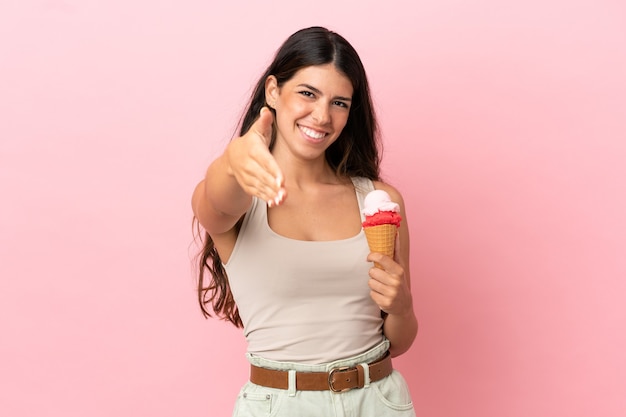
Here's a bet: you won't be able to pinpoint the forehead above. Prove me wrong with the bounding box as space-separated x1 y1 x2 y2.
287 64 353 96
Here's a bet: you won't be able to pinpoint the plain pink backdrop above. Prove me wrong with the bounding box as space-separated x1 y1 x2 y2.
1 1 625 416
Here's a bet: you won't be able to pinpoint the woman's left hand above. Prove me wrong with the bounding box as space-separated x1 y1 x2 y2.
367 251 413 317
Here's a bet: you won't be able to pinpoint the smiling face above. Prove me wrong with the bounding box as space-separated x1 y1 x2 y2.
265 64 354 163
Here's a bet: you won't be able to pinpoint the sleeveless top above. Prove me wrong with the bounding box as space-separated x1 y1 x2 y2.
223 177 384 364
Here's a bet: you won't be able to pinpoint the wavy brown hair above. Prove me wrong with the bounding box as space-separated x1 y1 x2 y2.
194 27 382 327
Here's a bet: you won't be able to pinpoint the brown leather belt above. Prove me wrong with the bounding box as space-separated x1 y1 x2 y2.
249 351 393 392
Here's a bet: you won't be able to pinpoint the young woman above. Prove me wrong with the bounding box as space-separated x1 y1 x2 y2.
192 26 417 416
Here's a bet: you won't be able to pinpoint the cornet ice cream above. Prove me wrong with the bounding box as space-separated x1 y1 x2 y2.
361 190 402 268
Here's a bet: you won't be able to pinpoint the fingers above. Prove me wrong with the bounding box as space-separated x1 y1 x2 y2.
367 255 404 285
367 252 402 274
368 273 410 316
228 107 286 206
233 159 284 206
252 110 285 205
253 107 285 206
367 253 410 315
239 159 283 205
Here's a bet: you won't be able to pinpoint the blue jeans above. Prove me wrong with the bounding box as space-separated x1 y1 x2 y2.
232 339 415 417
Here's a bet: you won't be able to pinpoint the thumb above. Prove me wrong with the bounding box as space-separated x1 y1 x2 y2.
251 107 284 190
252 107 274 146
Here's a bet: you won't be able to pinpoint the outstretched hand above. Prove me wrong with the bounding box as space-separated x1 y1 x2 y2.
226 107 286 206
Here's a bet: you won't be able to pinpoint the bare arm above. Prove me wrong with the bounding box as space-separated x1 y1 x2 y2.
367 183 418 357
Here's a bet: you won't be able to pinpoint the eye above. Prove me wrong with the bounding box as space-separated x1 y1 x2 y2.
333 100 349 109
298 90 315 98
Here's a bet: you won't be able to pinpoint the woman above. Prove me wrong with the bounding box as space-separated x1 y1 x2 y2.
192 26 417 416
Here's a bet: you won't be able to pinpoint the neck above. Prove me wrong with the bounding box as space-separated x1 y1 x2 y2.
272 147 341 189
282 160 339 188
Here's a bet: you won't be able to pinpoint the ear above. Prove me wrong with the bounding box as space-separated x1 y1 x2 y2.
265 75 279 109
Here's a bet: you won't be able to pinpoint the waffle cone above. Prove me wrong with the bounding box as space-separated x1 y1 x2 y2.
364 224 397 268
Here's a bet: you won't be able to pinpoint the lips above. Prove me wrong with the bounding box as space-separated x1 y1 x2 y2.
298 124 328 141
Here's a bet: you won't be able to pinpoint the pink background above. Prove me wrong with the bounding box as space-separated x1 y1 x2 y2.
1 1 625 416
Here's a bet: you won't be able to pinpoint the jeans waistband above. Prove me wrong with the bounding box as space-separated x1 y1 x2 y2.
246 338 390 373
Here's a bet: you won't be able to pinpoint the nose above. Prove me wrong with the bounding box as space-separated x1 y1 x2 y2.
311 101 331 125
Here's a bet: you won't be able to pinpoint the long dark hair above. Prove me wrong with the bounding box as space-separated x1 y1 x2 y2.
194 27 382 327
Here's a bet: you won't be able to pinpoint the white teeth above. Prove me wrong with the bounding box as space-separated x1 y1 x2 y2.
299 125 326 139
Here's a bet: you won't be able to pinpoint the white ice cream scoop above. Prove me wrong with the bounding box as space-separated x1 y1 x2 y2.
362 190 400 217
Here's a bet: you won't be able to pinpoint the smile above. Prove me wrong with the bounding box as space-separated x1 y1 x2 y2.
298 125 328 141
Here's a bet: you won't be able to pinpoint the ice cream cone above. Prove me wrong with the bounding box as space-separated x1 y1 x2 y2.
364 223 397 268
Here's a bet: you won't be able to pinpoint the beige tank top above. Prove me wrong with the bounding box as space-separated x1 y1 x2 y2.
223 177 384 364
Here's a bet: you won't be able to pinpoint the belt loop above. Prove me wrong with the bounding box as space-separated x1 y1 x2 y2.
358 362 371 388
287 370 297 397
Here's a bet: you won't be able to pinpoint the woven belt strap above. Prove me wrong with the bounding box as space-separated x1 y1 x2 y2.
249 351 392 392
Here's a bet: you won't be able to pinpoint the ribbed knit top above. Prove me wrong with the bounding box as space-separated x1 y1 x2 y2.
223 177 384 364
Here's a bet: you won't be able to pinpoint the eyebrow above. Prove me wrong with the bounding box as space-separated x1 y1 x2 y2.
297 84 352 102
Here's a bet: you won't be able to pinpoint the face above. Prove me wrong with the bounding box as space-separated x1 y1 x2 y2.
265 64 354 162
